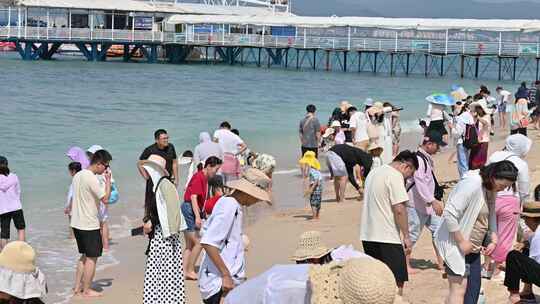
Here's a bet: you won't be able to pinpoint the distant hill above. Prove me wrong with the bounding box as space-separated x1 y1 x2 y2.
292 0 540 19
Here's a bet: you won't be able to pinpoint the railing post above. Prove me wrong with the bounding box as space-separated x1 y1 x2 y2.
261 25 265 46
462 41 465 54
24 7 27 39
46 9 50 40
111 11 115 40
7 7 11 37
428 40 431 53
445 29 449 55
222 23 225 44
394 31 398 52
17 7 21 38
498 32 502 56
363 39 366 50
151 15 155 41
160 21 164 42
68 8 71 40
37 8 40 39
347 26 351 50
131 12 135 42
378 39 381 51
303 28 306 48
89 10 93 40
537 39 539 58
185 24 188 43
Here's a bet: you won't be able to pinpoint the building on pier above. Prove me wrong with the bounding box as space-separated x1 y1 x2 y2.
2 0 540 80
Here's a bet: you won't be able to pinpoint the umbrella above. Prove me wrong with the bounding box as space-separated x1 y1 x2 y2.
426 93 455 106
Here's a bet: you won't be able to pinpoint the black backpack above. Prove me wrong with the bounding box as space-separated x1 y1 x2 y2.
407 151 444 201
463 123 479 150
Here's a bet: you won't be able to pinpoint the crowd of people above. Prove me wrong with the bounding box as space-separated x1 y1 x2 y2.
1 81 540 304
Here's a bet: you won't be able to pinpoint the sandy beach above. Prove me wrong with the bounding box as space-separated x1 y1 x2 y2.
68 128 540 304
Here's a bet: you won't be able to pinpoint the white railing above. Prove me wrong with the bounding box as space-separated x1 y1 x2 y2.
2 26 540 57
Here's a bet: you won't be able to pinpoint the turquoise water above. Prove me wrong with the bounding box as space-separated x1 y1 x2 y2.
0 52 519 302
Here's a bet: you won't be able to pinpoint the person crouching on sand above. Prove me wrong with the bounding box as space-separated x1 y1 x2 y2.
299 151 323 220
198 168 272 304
503 200 540 304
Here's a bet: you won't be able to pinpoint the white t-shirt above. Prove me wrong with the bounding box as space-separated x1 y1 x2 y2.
199 196 245 300
497 90 511 104
70 170 105 231
213 129 244 155
530 227 540 264
360 165 409 244
427 103 446 121
349 111 369 143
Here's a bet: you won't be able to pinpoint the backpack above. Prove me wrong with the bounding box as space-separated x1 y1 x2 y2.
407 151 444 201
463 123 479 150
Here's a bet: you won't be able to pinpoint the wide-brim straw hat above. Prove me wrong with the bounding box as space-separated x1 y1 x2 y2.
323 128 335 138
141 154 169 177
471 100 493 115
309 258 396 304
521 201 540 218
299 151 321 171
0 241 47 300
368 142 383 152
291 231 333 261
226 168 272 205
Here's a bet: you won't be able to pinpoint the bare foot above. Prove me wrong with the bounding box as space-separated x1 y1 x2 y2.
407 267 420 275
81 289 103 298
185 272 198 280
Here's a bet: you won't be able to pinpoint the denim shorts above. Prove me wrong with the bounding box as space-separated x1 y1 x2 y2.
181 202 199 232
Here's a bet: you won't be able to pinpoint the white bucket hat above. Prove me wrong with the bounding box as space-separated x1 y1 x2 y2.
309 258 396 304
86 144 104 154
0 241 47 300
141 154 169 177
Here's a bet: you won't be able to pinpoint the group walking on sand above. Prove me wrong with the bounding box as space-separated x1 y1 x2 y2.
2 82 540 304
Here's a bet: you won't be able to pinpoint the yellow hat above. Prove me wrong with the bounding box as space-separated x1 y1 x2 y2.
299 151 321 170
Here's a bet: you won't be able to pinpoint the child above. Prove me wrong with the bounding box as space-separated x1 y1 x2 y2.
368 142 384 169
64 162 82 239
299 151 322 220
204 176 224 217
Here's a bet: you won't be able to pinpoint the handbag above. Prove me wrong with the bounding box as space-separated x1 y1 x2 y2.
108 182 119 204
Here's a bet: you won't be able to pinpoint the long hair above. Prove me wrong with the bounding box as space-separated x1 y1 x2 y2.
0 157 9 176
480 161 518 191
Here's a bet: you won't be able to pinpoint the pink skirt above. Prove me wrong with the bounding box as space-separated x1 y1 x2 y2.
491 195 520 263
221 153 241 177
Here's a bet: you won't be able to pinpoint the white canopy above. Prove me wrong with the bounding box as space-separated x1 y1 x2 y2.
167 14 540 32
5 0 286 16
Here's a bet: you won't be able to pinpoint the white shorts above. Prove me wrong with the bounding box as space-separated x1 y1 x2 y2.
326 151 347 177
98 203 109 223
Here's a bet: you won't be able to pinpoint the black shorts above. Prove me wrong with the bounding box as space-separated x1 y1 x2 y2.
73 228 103 258
427 120 448 136
301 146 318 158
362 240 408 284
0 209 26 239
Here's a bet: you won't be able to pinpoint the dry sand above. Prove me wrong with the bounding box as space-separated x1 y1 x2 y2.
70 128 540 304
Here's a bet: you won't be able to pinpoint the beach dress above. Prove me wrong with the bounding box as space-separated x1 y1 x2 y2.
309 169 322 210
491 195 520 263
143 224 185 304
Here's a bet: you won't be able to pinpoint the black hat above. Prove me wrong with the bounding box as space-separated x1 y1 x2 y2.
424 131 447 147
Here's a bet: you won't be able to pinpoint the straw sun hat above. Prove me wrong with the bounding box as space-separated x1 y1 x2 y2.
141 154 169 177
0 241 47 300
291 231 333 261
226 168 272 205
521 201 540 218
309 258 396 304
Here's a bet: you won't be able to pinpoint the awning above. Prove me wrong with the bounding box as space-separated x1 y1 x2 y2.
167 14 540 32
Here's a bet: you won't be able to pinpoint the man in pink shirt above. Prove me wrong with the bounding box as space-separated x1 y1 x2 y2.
0 156 26 250
405 132 446 274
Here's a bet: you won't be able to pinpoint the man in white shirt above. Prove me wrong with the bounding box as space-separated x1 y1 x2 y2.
360 150 418 296
213 122 247 183
71 150 112 298
348 106 370 151
504 201 540 304
452 105 474 179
